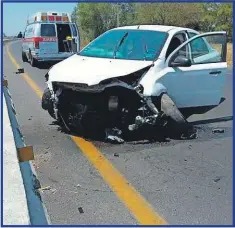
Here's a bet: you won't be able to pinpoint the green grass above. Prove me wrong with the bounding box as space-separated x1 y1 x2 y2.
227 43 232 67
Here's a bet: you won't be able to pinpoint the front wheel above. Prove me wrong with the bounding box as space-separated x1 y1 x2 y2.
160 93 191 136
30 56 37 67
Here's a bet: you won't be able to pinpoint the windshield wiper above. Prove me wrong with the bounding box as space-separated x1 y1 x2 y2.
143 43 149 60
113 32 128 59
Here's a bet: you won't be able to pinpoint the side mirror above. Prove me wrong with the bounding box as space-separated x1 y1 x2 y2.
169 55 192 67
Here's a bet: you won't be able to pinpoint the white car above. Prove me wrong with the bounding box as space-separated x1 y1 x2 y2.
42 25 228 142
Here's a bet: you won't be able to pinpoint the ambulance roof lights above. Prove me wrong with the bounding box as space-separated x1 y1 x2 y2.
62 16 69 22
41 16 47 21
56 16 62 21
29 12 71 24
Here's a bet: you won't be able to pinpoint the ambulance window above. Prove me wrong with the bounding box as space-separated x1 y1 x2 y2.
71 24 77 37
25 24 34 38
41 24 56 37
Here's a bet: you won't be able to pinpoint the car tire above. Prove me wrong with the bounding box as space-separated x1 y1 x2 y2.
30 56 37 67
22 52 27 62
160 93 190 135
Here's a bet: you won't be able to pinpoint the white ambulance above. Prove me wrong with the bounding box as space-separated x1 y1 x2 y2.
22 12 80 67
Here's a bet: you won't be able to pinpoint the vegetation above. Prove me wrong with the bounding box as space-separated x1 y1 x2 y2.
71 3 232 66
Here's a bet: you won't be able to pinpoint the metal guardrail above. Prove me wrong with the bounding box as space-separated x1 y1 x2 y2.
3 80 50 225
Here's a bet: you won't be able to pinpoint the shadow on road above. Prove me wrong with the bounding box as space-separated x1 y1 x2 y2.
190 116 233 125
36 62 58 70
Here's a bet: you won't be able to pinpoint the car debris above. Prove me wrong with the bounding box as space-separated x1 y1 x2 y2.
39 186 51 191
41 25 227 143
78 207 84 214
105 128 124 144
212 128 225 134
16 68 24 74
213 177 221 183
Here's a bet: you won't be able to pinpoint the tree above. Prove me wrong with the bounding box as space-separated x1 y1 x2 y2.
200 3 232 39
72 3 136 45
72 3 232 46
133 3 203 28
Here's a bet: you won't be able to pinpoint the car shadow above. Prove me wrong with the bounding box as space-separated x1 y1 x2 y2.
190 116 233 125
52 119 196 145
36 62 58 70
49 113 232 145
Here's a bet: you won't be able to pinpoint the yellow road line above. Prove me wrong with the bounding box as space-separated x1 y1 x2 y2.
6 44 168 225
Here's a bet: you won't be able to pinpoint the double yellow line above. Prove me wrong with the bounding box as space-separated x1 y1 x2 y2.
6 44 167 225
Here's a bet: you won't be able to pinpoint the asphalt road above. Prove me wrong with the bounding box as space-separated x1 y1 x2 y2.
3 40 233 225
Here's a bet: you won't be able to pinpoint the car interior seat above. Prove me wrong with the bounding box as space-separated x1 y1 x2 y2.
166 37 182 59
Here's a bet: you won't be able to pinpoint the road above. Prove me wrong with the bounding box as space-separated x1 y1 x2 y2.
3 40 232 225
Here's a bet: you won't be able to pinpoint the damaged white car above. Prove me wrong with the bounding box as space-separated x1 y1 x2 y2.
42 25 228 143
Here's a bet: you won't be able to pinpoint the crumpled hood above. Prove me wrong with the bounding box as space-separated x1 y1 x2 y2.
48 54 153 86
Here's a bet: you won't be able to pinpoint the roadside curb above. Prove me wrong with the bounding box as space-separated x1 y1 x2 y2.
3 79 51 225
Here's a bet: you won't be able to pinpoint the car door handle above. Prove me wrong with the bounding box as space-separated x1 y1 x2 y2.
209 71 221 75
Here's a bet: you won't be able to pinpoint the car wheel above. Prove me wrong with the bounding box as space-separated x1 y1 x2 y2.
22 52 28 62
29 52 37 67
160 93 191 135
30 56 37 67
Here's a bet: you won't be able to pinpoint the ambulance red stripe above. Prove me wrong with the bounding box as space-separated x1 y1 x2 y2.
22 37 57 42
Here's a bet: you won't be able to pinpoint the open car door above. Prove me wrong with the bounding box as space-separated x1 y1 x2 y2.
164 31 227 109
70 23 80 53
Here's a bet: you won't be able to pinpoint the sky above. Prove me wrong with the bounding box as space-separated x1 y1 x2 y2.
3 3 77 36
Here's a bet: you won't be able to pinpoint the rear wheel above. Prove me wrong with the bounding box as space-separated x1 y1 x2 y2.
29 51 37 67
30 56 37 67
22 51 27 62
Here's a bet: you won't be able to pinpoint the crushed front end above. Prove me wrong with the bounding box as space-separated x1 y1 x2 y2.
42 67 167 143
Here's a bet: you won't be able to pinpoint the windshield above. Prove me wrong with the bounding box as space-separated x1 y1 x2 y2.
79 29 168 61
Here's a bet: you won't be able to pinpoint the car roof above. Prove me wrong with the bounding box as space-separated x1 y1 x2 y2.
112 25 193 33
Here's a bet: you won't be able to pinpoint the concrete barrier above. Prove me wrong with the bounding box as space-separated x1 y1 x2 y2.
3 38 21 46
3 77 50 225
3 95 30 225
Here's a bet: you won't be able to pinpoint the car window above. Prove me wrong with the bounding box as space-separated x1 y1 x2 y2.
166 33 187 59
170 34 226 65
191 34 226 64
188 31 210 59
190 37 209 59
24 24 34 38
188 32 197 38
41 24 56 37
79 29 168 61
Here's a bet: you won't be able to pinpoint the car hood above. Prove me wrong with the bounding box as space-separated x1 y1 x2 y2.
48 54 153 86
